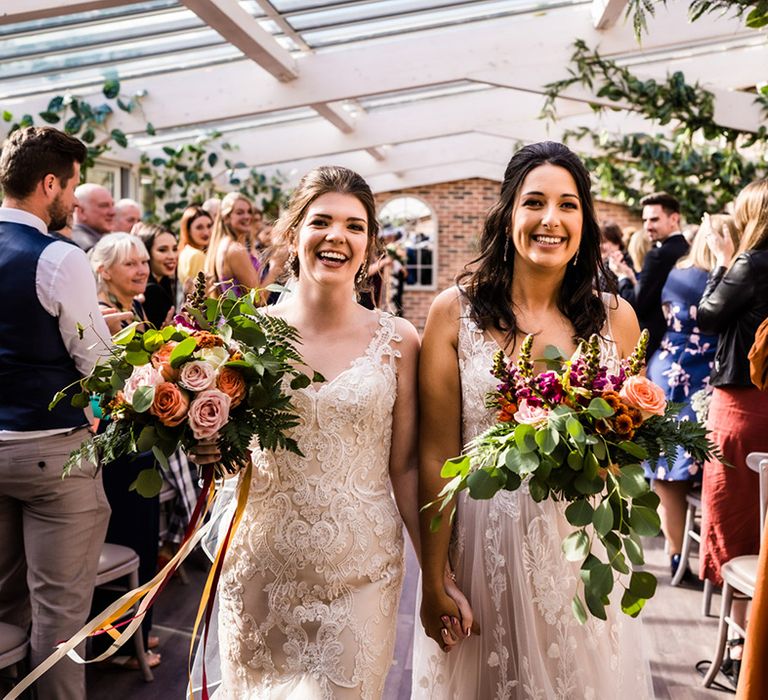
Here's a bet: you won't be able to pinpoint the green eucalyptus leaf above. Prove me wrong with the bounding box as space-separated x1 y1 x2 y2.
130 467 163 497
572 595 588 625
169 336 198 368
528 476 549 502
565 499 594 526
623 534 645 565
71 392 90 409
617 464 649 497
290 374 311 390
567 450 583 470
125 349 151 366
113 322 139 346
137 425 157 452
629 571 657 599
566 416 585 444
617 440 647 459
103 78 120 99
620 589 647 618
467 468 505 500
49 390 67 410
562 529 590 562
132 385 155 413
587 397 615 419
535 426 559 455
514 423 537 453
441 456 471 478
629 504 661 536
592 499 614 536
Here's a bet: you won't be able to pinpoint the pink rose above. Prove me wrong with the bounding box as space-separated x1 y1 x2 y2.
179 360 216 392
187 388 231 439
513 399 550 427
123 364 164 405
619 375 666 419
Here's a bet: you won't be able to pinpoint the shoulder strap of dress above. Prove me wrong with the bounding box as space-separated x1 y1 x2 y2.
369 311 402 367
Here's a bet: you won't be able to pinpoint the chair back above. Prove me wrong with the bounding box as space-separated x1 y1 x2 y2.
747 451 768 540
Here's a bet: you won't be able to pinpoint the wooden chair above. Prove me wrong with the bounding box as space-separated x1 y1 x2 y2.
702 451 768 688
0 622 28 693
672 488 714 615
96 543 154 682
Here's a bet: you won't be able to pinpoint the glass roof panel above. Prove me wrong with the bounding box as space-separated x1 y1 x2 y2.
0 1 180 37
290 0 588 47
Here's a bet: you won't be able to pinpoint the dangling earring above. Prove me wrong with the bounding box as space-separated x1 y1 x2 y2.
572 248 580 267
285 248 297 278
503 237 510 264
356 255 369 288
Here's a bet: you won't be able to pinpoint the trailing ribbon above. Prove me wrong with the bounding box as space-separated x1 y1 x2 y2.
5 464 249 700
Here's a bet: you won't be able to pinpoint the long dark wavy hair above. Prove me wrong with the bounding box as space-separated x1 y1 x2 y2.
458 141 613 346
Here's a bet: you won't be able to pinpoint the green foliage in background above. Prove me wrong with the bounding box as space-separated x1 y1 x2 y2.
543 40 768 221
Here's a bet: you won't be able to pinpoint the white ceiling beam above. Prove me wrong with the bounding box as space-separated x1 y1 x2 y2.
5 2 753 132
251 0 311 52
0 0 136 25
180 0 298 81
310 102 356 134
365 147 387 162
592 0 629 30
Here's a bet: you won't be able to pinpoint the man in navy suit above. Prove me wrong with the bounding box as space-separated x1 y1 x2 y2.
616 192 689 358
0 127 112 699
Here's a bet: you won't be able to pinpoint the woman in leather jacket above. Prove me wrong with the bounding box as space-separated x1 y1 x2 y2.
696 178 768 684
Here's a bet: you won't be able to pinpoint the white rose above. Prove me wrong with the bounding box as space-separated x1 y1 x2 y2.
123 364 164 404
197 346 230 369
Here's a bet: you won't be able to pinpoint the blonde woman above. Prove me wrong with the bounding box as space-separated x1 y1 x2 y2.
698 181 768 685
643 215 737 583
203 192 286 301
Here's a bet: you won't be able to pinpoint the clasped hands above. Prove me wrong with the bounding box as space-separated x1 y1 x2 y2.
421 567 479 653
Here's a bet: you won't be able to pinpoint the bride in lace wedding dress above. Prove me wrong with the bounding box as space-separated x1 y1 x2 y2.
211 166 421 699
414 142 654 699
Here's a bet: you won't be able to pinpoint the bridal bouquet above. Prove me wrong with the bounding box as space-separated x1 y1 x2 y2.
431 330 723 622
52 274 319 496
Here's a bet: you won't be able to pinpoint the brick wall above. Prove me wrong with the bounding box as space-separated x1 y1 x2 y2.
376 180 642 331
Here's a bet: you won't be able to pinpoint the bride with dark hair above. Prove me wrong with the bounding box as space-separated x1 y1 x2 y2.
414 141 653 698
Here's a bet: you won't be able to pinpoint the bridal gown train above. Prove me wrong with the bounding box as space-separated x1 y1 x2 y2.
412 297 653 700
217 313 405 700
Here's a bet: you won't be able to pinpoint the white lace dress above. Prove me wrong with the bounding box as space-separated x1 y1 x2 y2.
412 301 653 700
217 313 405 700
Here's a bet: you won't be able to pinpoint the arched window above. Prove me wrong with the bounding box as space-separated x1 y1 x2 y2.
378 196 437 289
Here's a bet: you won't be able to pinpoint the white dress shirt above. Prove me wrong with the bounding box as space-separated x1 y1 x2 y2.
0 206 111 439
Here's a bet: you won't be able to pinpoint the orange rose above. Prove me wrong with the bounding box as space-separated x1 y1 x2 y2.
216 366 247 408
150 382 189 427
619 375 666 419
151 341 179 381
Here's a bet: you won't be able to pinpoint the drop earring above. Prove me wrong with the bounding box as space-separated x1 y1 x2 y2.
285 248 297 278
572 248 580 266
503 237 510 264
356 255 369 288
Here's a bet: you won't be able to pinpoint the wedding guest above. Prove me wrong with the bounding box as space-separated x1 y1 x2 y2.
113 197 142 233
697 179 768 685
0 126 111 700
415 141 651 698
615 192 689 357
132 222 178 329
71 183 115 251
89 233 162 670
202 196 220 220
204 192 287 301
644 214 737 582
190 166 455 698
177 205 213 293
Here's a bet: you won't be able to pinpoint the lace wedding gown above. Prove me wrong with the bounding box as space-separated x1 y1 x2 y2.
217 313 405 699
412 298 653 700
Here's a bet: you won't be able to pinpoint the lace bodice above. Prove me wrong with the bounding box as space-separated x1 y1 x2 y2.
218 313 405 700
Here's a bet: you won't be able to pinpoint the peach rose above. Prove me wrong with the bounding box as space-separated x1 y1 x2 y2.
179 360 216 392
150 382 189 427
188 388 231 439
151 341 179 381
618 375 666 419
216 366 247 408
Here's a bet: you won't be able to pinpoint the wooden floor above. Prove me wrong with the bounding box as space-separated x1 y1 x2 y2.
83 536 736 699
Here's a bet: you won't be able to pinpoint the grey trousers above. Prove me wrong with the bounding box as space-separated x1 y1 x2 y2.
0 428 111 700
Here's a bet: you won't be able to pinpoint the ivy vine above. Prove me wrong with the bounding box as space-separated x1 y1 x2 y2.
543 40 768 221
1 78 146 178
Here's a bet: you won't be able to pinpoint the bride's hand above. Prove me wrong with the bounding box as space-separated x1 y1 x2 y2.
188 437 221 465
444 572 480 637
420 586 466 653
